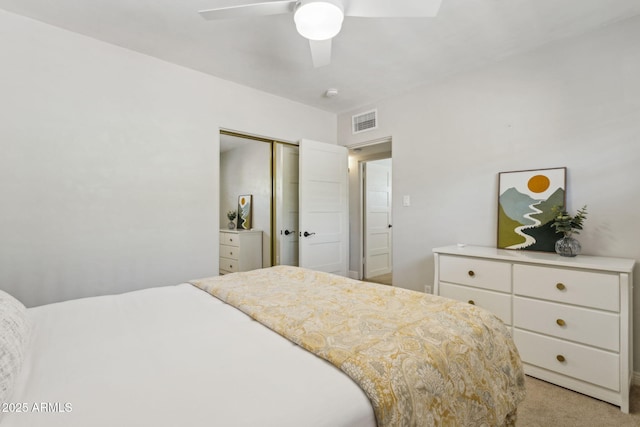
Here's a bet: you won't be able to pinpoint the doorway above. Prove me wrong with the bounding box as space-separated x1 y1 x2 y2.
363 158 392 283
348 139 392 285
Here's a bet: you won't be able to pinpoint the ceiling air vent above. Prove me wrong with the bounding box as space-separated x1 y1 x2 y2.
352 109 378 134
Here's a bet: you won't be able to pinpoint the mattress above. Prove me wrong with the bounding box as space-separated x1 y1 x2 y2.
3 284 375 427
193 266 525 426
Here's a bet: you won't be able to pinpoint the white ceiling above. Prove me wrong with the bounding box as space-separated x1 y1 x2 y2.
2 0 639 113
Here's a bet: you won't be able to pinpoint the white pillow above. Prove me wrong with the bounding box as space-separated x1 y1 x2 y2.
0 290 31 406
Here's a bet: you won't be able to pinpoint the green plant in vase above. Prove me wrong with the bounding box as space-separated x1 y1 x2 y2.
551 205 587 257
226 210 237 229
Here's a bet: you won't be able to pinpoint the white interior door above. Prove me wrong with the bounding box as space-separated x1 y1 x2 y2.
364 159 392 278
298 139 348 276
274 143 299 266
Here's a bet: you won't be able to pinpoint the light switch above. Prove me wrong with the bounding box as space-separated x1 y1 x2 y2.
403 195 411 207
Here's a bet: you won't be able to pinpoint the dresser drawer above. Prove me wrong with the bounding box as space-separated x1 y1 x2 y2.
220 244 240 260
514 297 619 351
440 282 512 325
220 232 240 247
513 265 619 311
439 255 511 292
219 257 239 273
514 329 619 391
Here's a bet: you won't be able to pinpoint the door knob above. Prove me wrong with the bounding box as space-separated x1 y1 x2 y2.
388 224 392 228
303 231 316 237
283 229 295 236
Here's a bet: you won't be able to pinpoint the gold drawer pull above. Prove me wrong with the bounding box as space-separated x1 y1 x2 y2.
556 283 566 291
556 355 566 363
556 319 566 326
468 300 475 305
230 251 233 256
468 270 475 277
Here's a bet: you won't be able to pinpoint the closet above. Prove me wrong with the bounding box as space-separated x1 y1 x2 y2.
219 131 299 268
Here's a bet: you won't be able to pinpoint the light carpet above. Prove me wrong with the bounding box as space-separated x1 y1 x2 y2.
517 376 640 426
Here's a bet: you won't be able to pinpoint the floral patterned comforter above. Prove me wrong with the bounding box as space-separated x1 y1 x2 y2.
191 266 525 426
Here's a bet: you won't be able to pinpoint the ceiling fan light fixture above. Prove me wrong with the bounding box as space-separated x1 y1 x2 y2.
294 0 344 41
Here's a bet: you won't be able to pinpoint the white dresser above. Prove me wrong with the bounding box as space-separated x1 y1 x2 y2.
219 230 262 275
433 245 635 413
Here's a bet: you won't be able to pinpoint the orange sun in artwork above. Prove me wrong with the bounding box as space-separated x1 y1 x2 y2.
527 174 550 193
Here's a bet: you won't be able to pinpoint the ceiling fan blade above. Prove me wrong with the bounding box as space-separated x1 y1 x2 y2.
309 39 332 68
344 0 442 18
199 1 296 20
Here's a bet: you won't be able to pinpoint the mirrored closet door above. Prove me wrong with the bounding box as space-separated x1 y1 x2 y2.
219 130 299 268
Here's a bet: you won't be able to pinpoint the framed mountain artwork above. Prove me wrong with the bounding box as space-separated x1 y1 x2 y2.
237 194 253 230
497 167 566 252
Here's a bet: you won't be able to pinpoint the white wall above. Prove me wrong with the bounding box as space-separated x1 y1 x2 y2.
0 10 335 307
338 15 640 365
220 141 272 267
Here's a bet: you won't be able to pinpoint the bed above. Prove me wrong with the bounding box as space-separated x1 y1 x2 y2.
1 266 525 426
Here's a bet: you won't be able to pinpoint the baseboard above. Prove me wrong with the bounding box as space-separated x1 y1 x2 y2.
633 371 640 386
348 270 359 280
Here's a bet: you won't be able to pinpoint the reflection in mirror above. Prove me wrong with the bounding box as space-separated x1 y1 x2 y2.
220 133 271 267
219 132 300 268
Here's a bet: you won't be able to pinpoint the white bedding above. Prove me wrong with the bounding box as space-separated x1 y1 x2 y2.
2 284 375 427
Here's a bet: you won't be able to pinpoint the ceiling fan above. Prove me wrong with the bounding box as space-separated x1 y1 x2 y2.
198 0 443 68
